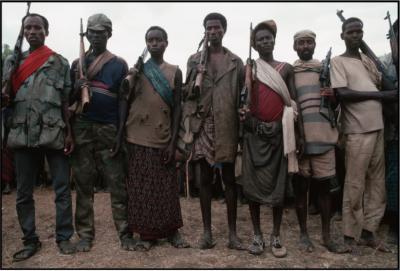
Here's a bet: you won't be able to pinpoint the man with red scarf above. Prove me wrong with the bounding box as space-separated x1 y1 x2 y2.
3 13 75 261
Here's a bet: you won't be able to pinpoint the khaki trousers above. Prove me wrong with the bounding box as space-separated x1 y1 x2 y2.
342 130 386 239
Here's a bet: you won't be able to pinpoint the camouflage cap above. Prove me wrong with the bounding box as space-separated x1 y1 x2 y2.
87 13 112 32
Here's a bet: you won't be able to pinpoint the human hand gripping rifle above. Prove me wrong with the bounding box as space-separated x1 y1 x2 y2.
1 2 31 108
193 32 209 98
319 47 336 128
73 18 90 114
121 47 148 104
336 10 394 84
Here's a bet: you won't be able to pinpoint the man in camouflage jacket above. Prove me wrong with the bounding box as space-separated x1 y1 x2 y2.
3 13 75 261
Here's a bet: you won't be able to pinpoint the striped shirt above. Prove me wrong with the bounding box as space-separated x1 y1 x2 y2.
294 60 338 155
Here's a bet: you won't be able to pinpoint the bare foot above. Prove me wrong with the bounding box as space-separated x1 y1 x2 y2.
299 234 314 253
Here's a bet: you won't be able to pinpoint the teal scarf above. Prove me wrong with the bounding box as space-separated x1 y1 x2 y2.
143 58 174 108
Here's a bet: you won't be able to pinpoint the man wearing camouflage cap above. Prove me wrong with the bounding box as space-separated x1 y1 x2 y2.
70 13 135 252
292 29 345 253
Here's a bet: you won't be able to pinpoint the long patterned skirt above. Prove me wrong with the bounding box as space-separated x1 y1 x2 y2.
126 143 183 240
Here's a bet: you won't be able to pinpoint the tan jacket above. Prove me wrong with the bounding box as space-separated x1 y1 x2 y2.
183 47 244 163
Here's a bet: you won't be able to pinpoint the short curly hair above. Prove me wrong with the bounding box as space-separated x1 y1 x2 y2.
203 12 227 32
342 17 363 32
145 26 168 41
22 13 49 35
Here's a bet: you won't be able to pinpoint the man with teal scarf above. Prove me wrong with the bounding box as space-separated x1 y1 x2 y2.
143 58 174 108
115 26 189 251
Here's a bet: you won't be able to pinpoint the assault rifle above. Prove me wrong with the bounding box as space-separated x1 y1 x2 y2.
193 32 209 98
336 10 394 83
239 23 253 140
319 47 336 128
2 2 30 148
385 11 398 70
1 2 31 107
122 47 148 103
74 18 90 114
240 22 253 110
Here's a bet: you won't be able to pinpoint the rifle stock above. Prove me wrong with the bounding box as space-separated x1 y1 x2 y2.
74 18 90 114
123 47 148 103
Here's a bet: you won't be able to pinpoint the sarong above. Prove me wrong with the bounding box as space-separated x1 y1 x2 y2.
237 121 288 207
126 143 183 240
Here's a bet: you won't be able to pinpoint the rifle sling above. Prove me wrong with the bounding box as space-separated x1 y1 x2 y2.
86 50 115 80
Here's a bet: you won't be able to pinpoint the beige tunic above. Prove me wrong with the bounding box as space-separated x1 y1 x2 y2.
125 61 177 149
330 55 383 134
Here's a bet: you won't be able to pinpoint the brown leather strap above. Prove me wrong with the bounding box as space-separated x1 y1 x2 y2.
86 50 115 80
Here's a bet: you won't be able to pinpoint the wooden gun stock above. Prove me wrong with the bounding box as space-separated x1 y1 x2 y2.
75 18 90 114
123 47 148 103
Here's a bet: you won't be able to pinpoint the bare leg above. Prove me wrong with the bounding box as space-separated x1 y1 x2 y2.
293 176 314 252
317 178 347 253
222 163 245 250
272 206 283 237
248 201 265 255
271 206 287 257
196 160 215 249
249 201 262 236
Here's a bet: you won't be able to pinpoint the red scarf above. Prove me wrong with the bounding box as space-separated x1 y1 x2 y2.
11 45 54 94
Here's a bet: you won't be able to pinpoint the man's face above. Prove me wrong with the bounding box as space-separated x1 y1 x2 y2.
24 16 47 48
341 21 363 50
294 37 315 61
254 28 275 55
146 29 167 57
205 19 224 45
86 29 109 50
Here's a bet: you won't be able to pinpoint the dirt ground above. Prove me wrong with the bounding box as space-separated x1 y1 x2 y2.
2 188 398 269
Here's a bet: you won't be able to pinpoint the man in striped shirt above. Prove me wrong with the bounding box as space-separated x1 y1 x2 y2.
292 30 343 253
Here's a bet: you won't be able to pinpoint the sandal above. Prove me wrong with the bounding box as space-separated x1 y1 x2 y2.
227 236 246 251
58 240 76 254
299 234 314 253
13 241 42 262
248 235 265 255
270 235 287 258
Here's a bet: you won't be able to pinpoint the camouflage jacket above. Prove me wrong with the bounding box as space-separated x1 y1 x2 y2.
4 51 71 150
